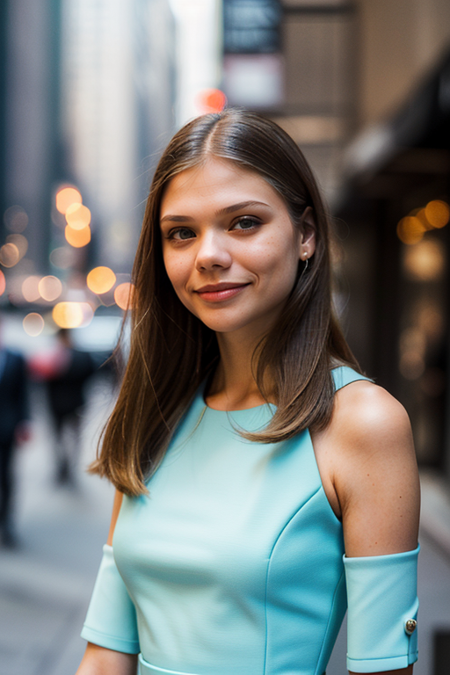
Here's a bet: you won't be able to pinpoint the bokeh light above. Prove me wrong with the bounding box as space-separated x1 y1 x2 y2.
411 208 431 231
52 301 94 328
196 88 227 113
65 203 91 230
0 242 20 267
114 282 135 310
424 200 450 229
56 186 82 214
38 275 63 302
418 304 444 342
399 327 426 380
87 266 116 294
6 233 28 260
0 270 5 296
397 216 426 245
403 240 445 282
65 224 91 247
22 275 41 303
23 312 45 337
3 205 28 233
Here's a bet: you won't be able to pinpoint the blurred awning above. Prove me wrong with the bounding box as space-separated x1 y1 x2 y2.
335 47 450 212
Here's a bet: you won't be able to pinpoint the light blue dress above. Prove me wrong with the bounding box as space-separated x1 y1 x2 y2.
81 367 419 674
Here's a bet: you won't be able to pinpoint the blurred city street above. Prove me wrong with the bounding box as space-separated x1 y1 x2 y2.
0 370 450 675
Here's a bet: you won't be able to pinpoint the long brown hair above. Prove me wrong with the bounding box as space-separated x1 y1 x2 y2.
90 109 360 496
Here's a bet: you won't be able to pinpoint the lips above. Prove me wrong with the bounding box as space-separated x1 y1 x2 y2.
195 282 250 302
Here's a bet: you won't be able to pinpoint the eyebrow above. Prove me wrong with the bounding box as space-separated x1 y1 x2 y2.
160 200 270 224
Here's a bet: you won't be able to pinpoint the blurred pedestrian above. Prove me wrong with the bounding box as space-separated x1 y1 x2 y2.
0 317 31 548
29 328 97 486
47 329 97 485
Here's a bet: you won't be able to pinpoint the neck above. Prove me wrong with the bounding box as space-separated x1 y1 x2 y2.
206 329 271 410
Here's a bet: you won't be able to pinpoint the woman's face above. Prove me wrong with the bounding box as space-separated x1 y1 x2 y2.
160 157 315 338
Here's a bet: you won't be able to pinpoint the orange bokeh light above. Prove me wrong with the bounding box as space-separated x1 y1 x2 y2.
65 224 91 248
52 301 93 329
0 242 20 267
87 266 116 295
196 88 227 113
56 187 82 214
65 203 91 230
38 275 63 302
0 270 5 296
114 282 135 310
397 216 426 245
424 200 450 229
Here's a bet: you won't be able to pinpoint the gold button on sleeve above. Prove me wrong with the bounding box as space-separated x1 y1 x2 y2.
405 619 417 635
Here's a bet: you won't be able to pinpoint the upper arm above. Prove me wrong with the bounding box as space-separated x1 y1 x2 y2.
321 383 420 675
328 381 420 557
76 642 137 675
107 490 124 546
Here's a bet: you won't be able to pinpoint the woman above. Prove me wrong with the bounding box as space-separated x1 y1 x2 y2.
76 110 420 675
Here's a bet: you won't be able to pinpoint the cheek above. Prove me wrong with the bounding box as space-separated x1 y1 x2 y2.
163 252 199 314
163 251 189 290
252 235 300 281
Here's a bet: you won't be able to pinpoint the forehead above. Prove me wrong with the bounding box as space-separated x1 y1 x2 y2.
160 157 286 214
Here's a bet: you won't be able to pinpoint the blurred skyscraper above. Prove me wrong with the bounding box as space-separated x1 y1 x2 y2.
61 0 176 271
1 0 63 274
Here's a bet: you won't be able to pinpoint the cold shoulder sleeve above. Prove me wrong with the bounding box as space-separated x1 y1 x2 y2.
81 544 140 654
344 546 419 673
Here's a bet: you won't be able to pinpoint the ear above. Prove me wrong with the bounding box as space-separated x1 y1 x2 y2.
298 206 316 261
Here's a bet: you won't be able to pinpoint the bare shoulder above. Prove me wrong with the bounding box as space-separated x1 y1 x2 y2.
331 379 413 451
317 380 420 556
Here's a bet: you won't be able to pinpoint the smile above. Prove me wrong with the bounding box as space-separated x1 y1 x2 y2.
195 283 250 302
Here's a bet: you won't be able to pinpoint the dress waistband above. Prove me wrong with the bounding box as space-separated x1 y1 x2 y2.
138 653 326 675
138 654 200 675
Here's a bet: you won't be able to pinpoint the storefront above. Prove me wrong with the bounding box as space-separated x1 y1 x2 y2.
335 48 450 474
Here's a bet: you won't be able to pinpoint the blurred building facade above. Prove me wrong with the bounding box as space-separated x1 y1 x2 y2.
221 0 358 204
332 0 450 479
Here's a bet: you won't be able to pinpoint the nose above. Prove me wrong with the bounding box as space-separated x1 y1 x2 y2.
195 230 232 272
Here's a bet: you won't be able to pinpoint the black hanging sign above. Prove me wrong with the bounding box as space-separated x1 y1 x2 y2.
223 0 282 54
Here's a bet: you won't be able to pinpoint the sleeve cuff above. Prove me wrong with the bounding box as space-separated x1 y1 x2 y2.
344 545 419 672
81 544 140 653
347 651 418 673
81 625 140 654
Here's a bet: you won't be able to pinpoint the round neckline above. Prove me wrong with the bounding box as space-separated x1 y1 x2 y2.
203 397 274 413
199 381 275 414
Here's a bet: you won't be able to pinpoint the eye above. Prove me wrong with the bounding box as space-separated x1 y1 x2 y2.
169 227 195 240
231 217 261 232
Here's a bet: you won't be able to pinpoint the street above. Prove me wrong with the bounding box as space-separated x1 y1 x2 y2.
1 381 450 675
